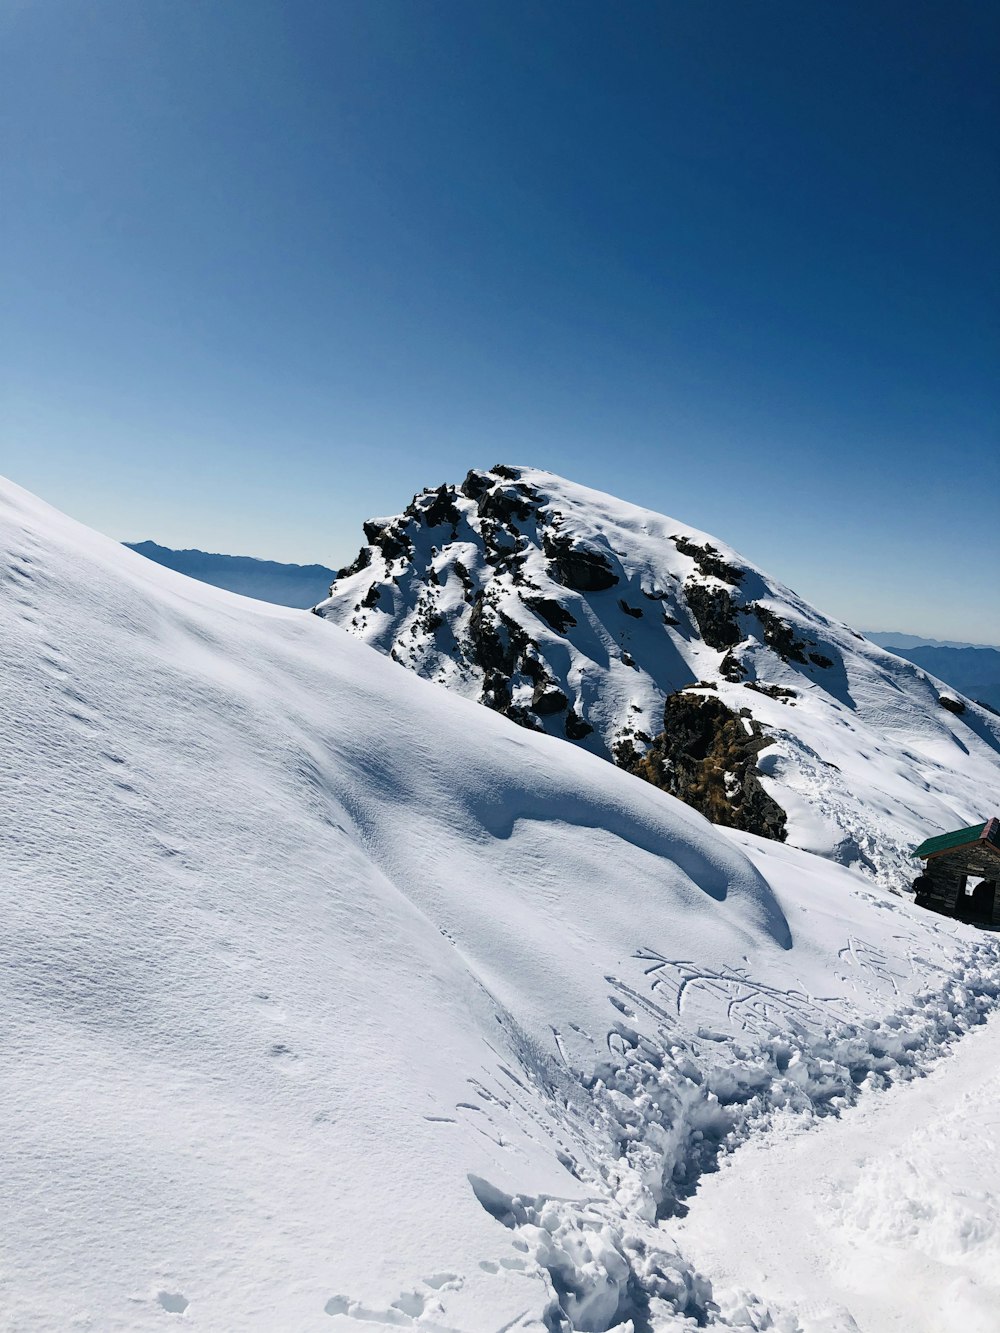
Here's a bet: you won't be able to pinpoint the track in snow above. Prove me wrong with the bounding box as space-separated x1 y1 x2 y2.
674 1005 1000 1332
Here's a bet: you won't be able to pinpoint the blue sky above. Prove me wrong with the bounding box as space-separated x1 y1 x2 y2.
3 1 998 640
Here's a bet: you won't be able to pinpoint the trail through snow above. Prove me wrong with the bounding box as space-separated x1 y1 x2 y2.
675 1005 1000 1333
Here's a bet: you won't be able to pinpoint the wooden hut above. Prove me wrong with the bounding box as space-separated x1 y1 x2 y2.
912 817 1000 926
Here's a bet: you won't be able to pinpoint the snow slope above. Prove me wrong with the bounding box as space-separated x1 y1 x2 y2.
873 642 1000 715
675 1005 1000 1333
315 465 1000 887
2 476 999 1331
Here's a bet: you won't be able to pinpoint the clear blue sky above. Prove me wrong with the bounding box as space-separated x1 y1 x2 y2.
3 1 998 640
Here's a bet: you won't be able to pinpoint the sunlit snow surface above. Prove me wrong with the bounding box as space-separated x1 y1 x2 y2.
676 999 1000 1333
2 477 998 1331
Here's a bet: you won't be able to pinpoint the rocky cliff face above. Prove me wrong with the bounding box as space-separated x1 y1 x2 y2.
622 693 788 841
315 465 1000 886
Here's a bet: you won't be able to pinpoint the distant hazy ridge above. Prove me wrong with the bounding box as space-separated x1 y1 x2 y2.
124 541 335 609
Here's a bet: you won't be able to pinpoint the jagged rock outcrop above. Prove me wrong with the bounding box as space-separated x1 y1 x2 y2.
684 583 742 651
751 603 809 665
624 693 788 841
314 464 1000 885
542 530 620 592
671 536 745 586
525 596 577 634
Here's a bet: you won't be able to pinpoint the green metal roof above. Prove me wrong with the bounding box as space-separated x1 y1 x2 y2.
914 820 990 859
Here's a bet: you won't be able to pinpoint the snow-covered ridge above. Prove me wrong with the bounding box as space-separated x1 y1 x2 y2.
4 474 1000 1331
316 464 1000 888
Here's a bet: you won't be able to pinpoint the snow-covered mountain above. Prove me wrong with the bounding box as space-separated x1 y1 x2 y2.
316 464 1000 888
4 475 999 1332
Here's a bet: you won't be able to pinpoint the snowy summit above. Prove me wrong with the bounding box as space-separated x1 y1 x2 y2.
316 465 1000 889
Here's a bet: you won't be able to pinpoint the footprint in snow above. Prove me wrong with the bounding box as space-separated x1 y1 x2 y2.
422 1273 461 1291
324 1289 457 1327
157 1291 188 1314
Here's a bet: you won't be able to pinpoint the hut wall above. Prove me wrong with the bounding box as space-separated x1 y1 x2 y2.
917 848 1000 925
919 855 964 915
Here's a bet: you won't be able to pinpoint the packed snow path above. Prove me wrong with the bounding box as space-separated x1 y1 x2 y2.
2 476 999 1331
675 1005 1000 1333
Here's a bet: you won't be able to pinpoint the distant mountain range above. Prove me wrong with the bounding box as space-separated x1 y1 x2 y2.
864 631 999 651
124 540 335 609
866 638 1000 715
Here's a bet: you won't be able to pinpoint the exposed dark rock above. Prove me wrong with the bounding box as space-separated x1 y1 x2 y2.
684 582 742 651
362 519 389 545
745 681 797 702
809 652 834 669
481 669 512 712
672 536 745 585
622 693 787 841
361 583 381 609
720 651 747 682
419 484 461 530
619 599 643 619
543 532 619 592
622 651 637 668
751 605 809 664
336 545 372 581
519 656 546 684
531 684 569 715
504 702 544 731
489 463 520 481
612 735 643 769
524 596 577 634
939 696 967 716
478 485 535 525
468 594 529 679
413 603 443 635
663 611 680 627
460 469 491 501
362 518 413 563
479 517 518 562
565 709 594 740
452 560 474 600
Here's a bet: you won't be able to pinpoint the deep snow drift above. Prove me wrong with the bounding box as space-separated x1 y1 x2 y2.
316 465 1000 887
2 476 999 1331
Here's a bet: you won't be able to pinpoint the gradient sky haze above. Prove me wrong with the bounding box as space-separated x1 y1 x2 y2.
2 1 998 640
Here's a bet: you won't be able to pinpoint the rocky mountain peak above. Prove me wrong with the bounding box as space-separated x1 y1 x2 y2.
315 465 1000 886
